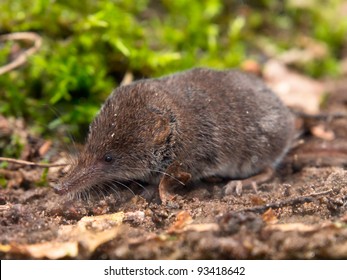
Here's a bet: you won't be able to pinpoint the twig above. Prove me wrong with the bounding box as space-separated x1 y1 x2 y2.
238 189 334 214
0 32 42 75
291 109 347 120
0 157 67 168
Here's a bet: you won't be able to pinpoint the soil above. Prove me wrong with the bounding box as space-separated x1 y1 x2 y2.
1 77 347 260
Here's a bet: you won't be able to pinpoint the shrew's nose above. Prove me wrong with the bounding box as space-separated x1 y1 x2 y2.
52 182 68 195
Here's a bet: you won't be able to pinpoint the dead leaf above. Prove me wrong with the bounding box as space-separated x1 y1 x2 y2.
184 223 220 232
73 213 125 253
166 212 219 234
0 212 125 259
38 140 52 156
266 223 317 232
167 211 193 233
17 241 78 259
261 208 278 225
0 244 11 253
250 195 266 206
277 36 328 65
78 228 122 254
310 124 335 141
241 59 261 75
79 212 125 229
263 59 325 114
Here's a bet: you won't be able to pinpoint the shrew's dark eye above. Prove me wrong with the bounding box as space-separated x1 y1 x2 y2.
104 154 113 163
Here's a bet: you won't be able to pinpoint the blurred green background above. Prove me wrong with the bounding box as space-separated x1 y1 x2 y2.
0 0 346 143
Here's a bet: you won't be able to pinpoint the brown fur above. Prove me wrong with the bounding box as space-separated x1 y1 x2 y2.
55 68 295 199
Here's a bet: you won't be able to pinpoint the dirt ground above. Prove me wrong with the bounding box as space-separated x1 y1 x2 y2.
1 76 347 260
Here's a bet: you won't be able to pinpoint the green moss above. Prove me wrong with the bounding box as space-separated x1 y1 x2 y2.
0 134 24 159
0 0 345 140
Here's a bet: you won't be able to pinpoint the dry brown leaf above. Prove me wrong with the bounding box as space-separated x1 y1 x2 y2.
261 208 278 225
167 211 219 234
79 212 125 228
241 59 261 75
184 223 220 232
70 212 125 253
266 223 317 232
310 124 335 141
18 241 78 259
250 195 266 206
38 140 52 156
167 211 193 233
263 59 325 114
0 212 125 259
0 244 11 253
78 228 122 253
0 241 78 259
277 36 328 65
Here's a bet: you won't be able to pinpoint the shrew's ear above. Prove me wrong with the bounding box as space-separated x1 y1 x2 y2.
153 114 171 145
147 105 173 145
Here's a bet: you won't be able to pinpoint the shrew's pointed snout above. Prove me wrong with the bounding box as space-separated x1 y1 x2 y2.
52 182 69 195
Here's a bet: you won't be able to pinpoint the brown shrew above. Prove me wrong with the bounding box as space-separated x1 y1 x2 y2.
54 68 295 202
